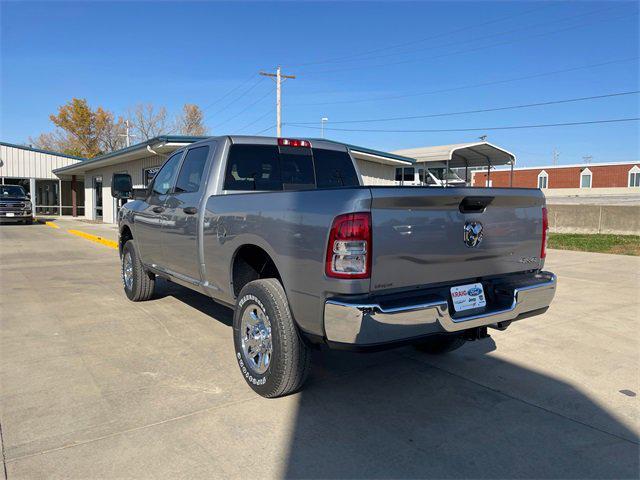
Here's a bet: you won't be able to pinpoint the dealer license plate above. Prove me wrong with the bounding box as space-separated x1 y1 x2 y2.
5 212 14 217
450 283 486 313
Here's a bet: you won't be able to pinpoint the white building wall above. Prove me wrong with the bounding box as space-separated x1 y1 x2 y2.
84 154 168 223
355 159 396 185
0 143 81 179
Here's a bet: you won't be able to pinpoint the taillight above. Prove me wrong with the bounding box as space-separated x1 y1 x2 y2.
326 212 371 279
541 207 549 259
278 138 311 148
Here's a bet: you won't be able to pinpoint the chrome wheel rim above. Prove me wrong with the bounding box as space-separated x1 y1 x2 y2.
240 302 272 375
123 252 134 290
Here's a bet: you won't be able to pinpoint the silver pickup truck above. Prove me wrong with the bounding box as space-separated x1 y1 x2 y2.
113 136 556 398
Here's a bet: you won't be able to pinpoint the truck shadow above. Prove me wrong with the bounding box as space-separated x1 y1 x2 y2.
154 278 234 326
283 340 639 479
150 281 638 478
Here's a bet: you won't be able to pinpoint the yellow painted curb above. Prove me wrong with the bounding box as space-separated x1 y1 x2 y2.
67 229 118 250
44 221 60 229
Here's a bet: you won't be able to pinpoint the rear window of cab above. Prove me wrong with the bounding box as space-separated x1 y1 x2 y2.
223 144 359 191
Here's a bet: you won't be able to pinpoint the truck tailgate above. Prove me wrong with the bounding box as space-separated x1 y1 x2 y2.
369 187 545 292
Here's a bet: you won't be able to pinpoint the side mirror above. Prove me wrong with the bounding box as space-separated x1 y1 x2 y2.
111 173 133 199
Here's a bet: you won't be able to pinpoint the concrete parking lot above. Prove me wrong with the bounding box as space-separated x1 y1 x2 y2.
1 219 638 479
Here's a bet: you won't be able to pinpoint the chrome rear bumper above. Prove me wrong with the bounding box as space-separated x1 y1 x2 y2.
324 272 556 346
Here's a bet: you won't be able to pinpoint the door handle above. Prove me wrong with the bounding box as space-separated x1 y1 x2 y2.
152 206 165 213
183 207 198 215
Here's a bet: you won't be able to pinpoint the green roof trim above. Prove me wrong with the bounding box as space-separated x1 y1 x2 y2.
53 135 208 174
0 140 87 161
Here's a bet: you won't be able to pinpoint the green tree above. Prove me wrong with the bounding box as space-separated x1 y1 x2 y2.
31 98 125 158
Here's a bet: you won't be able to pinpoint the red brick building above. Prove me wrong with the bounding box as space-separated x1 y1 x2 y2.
472 162 640 189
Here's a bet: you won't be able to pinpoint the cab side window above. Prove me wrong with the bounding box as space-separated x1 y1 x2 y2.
175 146 210 193
152 152 183 195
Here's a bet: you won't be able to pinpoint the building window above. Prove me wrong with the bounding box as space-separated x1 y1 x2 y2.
580 168 592 188
485 179 492 187
394 167 415 184
143 166 161 187
537 170 548 189
629 166 640 187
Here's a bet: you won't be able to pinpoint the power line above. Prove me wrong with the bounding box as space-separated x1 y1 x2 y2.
253 124 278 135
200 73 258 114
289 117 639 133
286 3 555 68
204 76 265 123
213 87 276 130
287 91 639 125
306 7 632 75
296 57 638 106
237 109 273 133
297 4 619 74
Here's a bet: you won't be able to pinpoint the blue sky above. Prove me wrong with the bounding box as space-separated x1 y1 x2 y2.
1 1 638 166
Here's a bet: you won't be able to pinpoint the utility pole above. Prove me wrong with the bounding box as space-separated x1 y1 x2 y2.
321 117 329 138
583 155 593 164
260 66 295 137
553 148 559 166
119 120 136 147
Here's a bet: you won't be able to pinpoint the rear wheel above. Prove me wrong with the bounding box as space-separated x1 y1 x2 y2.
415 333 467 354
233 278 311 398
121 240 155 301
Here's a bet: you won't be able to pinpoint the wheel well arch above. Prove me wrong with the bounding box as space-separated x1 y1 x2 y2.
231 244 282 298
119 224 133 256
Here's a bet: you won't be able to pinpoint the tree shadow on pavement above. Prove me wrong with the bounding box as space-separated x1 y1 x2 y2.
283 338 639 479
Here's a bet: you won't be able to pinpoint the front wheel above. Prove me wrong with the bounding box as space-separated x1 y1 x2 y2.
121 240 155 301
233 278 311 398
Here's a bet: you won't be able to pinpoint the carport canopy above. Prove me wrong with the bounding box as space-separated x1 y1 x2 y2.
393 142 516 168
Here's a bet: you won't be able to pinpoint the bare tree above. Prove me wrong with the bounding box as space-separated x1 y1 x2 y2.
98 115 127 152
128 103 168 140
176 104 208 136
29 131 68 152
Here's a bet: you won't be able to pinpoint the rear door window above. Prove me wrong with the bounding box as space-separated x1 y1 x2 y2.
175 146 210 193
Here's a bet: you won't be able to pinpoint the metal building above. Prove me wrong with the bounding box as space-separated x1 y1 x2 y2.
0 142 85 216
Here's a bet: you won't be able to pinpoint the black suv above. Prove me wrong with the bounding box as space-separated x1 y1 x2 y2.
0 185 33 224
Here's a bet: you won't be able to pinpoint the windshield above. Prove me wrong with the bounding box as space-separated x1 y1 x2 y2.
0 185 26 197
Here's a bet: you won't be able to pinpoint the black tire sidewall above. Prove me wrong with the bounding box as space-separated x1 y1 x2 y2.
121 240 140 301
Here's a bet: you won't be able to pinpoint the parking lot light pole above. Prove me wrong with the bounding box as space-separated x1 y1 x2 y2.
321 117 328 138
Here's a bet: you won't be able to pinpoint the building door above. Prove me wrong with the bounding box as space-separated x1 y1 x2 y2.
94 176 103 219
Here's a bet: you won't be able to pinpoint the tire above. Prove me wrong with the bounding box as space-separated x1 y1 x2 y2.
25 217 33 225
415 333 467 354
233 278 311 398
121 239 155 302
